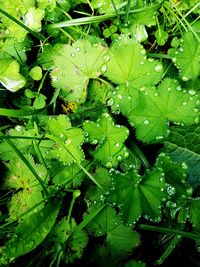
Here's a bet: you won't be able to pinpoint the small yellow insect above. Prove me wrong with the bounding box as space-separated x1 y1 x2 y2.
61 101 78 114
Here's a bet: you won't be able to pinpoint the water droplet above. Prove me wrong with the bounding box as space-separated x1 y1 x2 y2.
52 76 58 82
76 47 80 52
117 94 123 99
154 64 163 72
140 86 146 91
70 53 75 57
196 100 200 105
103 54 110 61
182 76 189 82
115 143 119 147
154 93 158 96
182 101 187 105
167 87 172 91
172 57 177 63
194 117 199 124
188 89 196 95
143 119 150 125
91 139 98 144
107 98 114 106
182 162 188 169
176 86 181 91
124 151 129 158
193 108 198 113
106 162 112 168
167 185 176 195
101 64 107 73
117 155 122 161
15 125 23 131
156 136 164 140
140 61 144 65
60 133 64 138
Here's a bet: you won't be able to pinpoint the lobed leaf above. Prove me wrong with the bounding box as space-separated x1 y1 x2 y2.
2 199 61 260
108 168 167 224
169 32 200 81
128 78 199 143
51 39 109 103
86 206 140 257
46 115 85 165
83 112 129 167
104 37 163 115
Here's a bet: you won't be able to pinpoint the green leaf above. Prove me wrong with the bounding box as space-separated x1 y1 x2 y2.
83 112 129 167
178 197 200 231
168 32 200 81
155 27 168 46
52 162 85 187
29 66 42 81
108 168 167 224
23 7 43 32
51 39 109 103
103 37 163 115
0 58 26 92
156 152 192 200
4 154 48 221
129 4 158 26
164 125 200 188
86 206 140 257
0 126 37 160
87 80 112 105
91 0 124 14
128 78 199 143
46 115 85 165
2 199 61 260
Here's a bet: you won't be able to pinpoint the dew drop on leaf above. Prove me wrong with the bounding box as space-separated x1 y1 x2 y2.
106 162 112 168
176 86 182 91
167 185 176 196
188 89 196 95
182 76 189 81
154 64 163 72
143 119 150 125
107 98 114 106
117 94 123 99
101 64 107 73
172 57 177 63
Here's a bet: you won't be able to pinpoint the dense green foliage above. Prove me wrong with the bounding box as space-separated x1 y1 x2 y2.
0 0 200 266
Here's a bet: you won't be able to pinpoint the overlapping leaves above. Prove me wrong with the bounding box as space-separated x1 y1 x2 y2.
104 37 163 115
4 154 48 221
86 206 140 257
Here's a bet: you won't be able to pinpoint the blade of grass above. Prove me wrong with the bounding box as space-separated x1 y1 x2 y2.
0 8 46 42
0 133 49 197
45 133 103 189
0 108 43 118
156 235 182 265
47 3 162 29
138 224 200 240
123 0 131 25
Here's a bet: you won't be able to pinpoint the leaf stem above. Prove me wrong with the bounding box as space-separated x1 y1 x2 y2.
138 224 200 240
